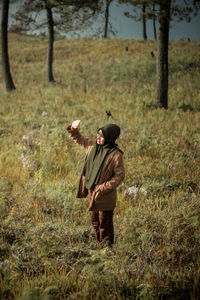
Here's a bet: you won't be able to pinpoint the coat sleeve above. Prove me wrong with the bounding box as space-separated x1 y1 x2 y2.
67 127 95 149
96 152 125 194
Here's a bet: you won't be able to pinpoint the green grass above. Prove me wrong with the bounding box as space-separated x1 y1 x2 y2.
0 33 200 299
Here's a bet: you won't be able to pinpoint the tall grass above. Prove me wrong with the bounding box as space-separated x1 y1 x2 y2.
0 34 200 299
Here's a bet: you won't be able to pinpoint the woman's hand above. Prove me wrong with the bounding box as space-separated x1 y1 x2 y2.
93 184 102 195
72 120 81 129
67 120 80 132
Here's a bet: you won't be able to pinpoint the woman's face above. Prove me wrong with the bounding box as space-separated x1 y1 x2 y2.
96 130 105 145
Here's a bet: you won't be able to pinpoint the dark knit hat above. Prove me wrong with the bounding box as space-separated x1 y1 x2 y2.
99 123 120 143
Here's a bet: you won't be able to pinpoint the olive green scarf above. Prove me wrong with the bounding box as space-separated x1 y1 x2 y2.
83 124 120 190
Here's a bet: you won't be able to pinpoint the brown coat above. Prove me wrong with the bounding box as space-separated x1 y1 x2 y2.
69 128 125 211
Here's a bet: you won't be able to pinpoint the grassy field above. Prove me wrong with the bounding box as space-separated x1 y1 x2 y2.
0 33 200 299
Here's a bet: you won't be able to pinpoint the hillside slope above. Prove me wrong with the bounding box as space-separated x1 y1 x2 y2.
0 34 200 299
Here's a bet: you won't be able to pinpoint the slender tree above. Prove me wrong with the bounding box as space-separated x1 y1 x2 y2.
142 3 147 40
12 0 100 82
13 0 56 82
155 0 171 109
103 0 114 38
155 0 200 108
152 0 157 39
45 0 55 82
118 0 200 108
119 0 149 40
1 0 16 91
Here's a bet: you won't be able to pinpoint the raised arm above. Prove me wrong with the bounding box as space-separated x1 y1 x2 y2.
67 120 95 150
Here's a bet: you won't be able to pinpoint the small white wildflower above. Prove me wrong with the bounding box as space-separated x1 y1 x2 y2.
34 140 41 147
20 145 28 151
22 133 33 147
124 185 147 199
42 111 48 117
20 153 35 168
22 135 29 142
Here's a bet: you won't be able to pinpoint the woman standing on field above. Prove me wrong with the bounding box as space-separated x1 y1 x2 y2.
67 120 125 246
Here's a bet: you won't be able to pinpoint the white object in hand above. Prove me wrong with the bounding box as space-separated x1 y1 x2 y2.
72 120 80 129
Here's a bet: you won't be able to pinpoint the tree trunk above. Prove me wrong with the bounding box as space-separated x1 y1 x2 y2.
142 4 147 40
46 4 55 82
103 0 111 38
1 0 16 91
156 0 171 109
153 1 157 40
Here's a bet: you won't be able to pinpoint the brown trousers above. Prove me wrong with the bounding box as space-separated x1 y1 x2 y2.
89 210 114 246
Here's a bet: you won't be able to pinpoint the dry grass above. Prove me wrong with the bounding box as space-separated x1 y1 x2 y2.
0 33 200 299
